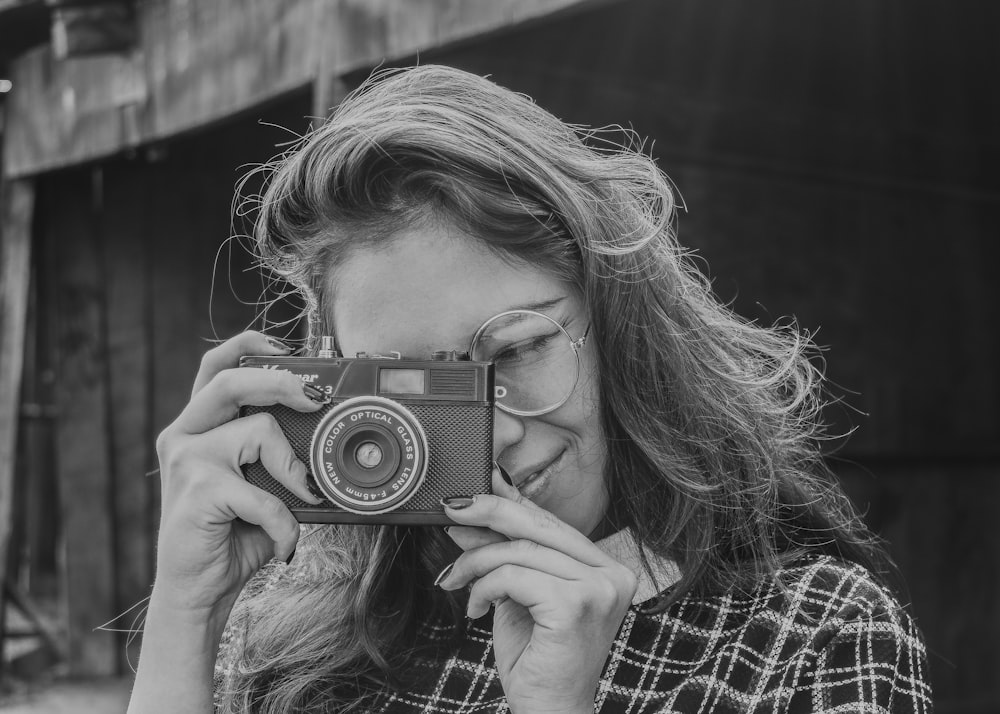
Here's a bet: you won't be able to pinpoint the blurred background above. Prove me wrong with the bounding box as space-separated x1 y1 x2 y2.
0 0 996 711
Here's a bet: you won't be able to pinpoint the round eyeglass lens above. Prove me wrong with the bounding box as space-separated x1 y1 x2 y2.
470 310 582 416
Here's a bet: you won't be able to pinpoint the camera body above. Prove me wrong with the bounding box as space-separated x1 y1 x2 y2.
239 347 494 525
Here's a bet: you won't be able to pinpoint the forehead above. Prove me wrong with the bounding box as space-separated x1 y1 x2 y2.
328 224 578 356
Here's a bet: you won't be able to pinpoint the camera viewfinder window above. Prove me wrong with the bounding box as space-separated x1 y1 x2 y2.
379 368 426 395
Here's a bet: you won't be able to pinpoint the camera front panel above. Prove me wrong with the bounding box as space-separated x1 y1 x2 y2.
239 355 494 525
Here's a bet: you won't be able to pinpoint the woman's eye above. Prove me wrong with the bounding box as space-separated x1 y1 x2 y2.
491 332 558 363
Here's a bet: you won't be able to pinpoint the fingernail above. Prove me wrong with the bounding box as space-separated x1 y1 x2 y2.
303 383 331 403
440 496 475 510
307 480 325 501
495 463 513 486
266 337 293 353
293 462 321 503
284 548 296 565
433 562 454 588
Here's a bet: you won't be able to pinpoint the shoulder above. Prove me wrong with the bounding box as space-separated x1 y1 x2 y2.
601 555 932 712
633 555 923 654
776 554 913 629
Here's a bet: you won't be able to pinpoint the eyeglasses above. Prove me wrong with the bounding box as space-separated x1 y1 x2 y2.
469 309 590 417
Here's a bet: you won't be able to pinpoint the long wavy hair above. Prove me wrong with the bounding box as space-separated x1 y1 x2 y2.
217 65 889 712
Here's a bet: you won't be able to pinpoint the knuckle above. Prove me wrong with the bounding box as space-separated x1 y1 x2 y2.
283 449 301 476
212 367 242 397
477 495 504 523
494 563 518 582
531 509 560 531
155 428 192 477
482 494 503 514
509 538 539 557
593 575 621 609
154 425 175 459
618 566 639 597
248 410 282 436
509 489 531 508
199 343 225 369
258 492 289 520
280 370 305 394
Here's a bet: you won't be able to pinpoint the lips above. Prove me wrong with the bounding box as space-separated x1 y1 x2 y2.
509 449 566 498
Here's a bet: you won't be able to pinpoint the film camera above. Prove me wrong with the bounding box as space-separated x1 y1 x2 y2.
239 339 494 525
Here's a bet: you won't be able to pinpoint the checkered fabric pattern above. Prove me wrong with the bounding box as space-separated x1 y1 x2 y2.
374 555 931 713
217 555 932 712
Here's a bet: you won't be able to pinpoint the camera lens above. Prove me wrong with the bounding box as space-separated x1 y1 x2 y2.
309 396 428 514
354 442 383 469
339 427 398 487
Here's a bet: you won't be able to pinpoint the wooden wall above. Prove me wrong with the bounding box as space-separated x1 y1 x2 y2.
21 93 312 675
3 0 609 178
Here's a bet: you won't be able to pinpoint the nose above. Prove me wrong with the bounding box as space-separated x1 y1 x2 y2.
493 407 525 458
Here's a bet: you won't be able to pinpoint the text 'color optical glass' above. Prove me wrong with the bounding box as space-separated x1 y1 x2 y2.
469 309 591 417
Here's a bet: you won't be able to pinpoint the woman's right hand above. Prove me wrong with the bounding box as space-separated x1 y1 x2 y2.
151 331 327 619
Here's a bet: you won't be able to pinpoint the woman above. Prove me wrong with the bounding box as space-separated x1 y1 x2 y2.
128 65 931 713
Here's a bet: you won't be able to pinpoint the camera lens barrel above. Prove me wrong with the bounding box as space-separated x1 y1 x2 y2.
309 396 429 514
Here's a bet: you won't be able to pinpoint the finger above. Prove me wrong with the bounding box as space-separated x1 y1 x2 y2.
466 564 571 620
491 464 520 500
438 538 587 590
192 331 293 396
189 472 301 562
176 366 329 435
445 525 507 551
492 464 544 512
191 413 322 505
222 478 300 562
440 464 522 552
441 494 610 568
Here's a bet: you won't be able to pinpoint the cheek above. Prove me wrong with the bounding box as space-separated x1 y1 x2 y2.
560 366 607 468
572 356 603 429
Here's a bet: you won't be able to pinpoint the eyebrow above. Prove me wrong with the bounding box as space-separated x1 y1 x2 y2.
503 297 566 322
469 297 569 349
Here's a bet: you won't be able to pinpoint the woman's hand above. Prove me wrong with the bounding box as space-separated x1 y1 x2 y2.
439 477 638 714
152 331 326 618
130 332 327 714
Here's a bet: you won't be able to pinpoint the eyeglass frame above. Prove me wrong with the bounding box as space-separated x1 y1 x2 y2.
468 308 591 418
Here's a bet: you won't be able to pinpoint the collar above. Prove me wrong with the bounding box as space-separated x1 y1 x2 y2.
594 529 682 605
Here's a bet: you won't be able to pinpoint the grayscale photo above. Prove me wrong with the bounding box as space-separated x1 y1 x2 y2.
0 1 993 712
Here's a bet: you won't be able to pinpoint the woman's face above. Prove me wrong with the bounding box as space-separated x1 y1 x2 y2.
329 222 609 537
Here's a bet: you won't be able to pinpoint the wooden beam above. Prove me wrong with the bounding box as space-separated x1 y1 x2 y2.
0 178 34 592
2 0 608 178
47 167 117 675
101 160 154 669
0 0 43 12
51 1 137 59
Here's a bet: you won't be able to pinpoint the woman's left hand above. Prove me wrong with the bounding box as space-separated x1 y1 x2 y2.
439 477 638 714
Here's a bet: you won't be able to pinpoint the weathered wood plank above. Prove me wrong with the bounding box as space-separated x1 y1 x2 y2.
3 0 607 178
101 159 155 668
3 49 144 177
142 0 318 140
47 168 117 675
147 160 200 512
0 178 34 593
51 0 137 59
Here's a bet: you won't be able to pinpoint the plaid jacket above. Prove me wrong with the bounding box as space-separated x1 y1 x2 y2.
378 555 932 713
217 549 932 713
